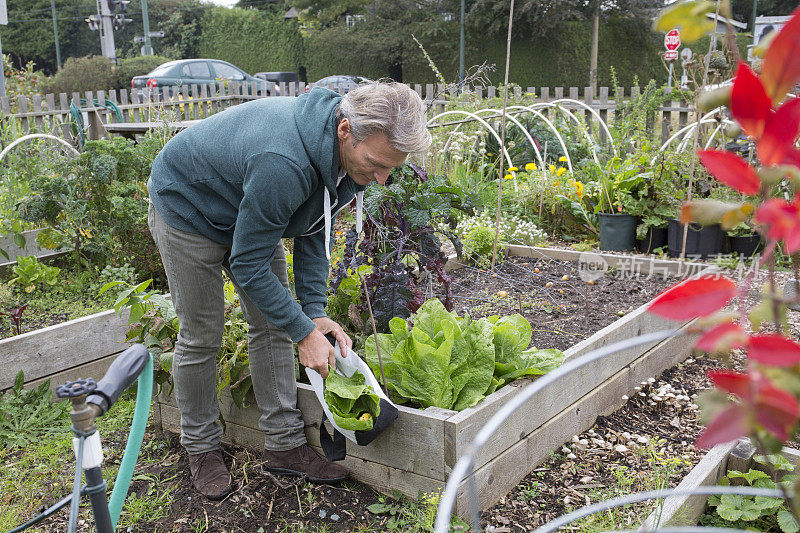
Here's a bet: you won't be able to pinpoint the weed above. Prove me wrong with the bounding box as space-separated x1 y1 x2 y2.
0 371 69 449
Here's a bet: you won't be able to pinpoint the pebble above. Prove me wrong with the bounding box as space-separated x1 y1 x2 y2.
330 513 340 521
614 444 628 453
566 453 577 459
637 436 649 444
319 510 327 518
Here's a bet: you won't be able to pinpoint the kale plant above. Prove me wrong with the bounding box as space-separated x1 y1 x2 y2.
332 164 476 332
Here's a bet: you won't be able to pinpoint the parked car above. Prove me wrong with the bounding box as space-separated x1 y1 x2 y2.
307 75 369 94
254 71 300 96
131 59 269 94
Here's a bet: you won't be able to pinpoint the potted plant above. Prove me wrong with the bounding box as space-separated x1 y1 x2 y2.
592 155 646 252
727 221 764 257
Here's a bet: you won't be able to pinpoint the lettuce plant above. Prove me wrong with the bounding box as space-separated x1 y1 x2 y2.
324 369 381 431
365 299 564 411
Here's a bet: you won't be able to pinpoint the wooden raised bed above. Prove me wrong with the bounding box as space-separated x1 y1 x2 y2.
0 228 67 268
153 246 707 517
2 307 130 392
640 440 800 530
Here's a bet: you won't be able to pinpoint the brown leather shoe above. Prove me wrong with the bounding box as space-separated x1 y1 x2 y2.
262 444 348 483
188 449 232 500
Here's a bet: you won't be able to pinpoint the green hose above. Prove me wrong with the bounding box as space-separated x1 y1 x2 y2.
108 354 153 530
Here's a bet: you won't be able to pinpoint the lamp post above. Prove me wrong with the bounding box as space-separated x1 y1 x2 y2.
51 0 62 69
459 0 465 84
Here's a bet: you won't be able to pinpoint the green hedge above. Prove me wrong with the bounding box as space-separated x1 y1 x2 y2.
197 7 306 75
39 55 173 95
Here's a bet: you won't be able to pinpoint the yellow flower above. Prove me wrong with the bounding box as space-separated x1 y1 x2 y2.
548 164 556 173
525 162 536 171
574 181 584 195
556 167 566 177
508 167 518 172
559 156 568 162
487 152 493 157
504 174 515 180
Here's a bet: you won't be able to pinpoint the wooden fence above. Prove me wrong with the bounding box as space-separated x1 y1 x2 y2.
0 82 694 145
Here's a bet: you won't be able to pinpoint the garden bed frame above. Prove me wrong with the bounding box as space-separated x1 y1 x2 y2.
1 307 130 392
640 440 800 530
0 228 66 268
152 246 707 517
4 245 707 518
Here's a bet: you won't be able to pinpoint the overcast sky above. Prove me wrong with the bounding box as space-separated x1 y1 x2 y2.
204 0 239 7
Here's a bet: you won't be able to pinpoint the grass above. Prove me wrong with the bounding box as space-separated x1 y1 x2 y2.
565 440 693 532
0 392 155 532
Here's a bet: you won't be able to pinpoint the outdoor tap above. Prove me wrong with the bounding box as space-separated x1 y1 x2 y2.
56 378 102 435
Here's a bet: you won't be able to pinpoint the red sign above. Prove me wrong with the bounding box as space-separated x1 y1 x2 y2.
146 78 158 89
664 29 681 51
665 50 679 61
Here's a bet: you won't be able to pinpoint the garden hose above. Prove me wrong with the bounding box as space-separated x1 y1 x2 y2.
108 353 153 530
69 98 125 149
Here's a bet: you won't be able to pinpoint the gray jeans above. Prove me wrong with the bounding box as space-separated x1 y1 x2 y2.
148 203 306 454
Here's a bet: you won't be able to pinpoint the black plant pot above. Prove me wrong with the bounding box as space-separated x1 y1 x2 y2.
667 219 724 259
598 213 637 252
638 226 668 254
728 234 764 257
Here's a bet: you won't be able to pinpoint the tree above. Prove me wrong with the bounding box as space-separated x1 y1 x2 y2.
730 0 799 29
293 0 459 82
3 0 98 73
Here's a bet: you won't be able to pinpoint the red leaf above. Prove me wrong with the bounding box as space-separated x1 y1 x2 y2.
709 369 752 398
648 275 737 320
761 6 800 104
730 63 772 139
695 323 748 353
755 383 800 440
748 334 800 367
757 97 800 166
753 197 800 253
695 405 749 449
697 149 762 195
783 146 800 167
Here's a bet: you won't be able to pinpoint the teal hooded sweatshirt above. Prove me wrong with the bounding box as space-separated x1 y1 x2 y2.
148 88 365 343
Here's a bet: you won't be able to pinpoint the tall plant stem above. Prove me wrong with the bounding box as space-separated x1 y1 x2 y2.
491 0 515 269
359 273 388 396
681 0 721 260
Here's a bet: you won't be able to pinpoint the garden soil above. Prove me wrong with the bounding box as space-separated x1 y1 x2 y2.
7 255 799 532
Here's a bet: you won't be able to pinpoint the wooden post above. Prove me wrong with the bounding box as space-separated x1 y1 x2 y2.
18 96 29 134
45 93 56 132
32 94 45 132
598 87 609 144
583 86 593 132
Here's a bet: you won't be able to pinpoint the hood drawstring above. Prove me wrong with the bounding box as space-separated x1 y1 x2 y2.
355 191 364 233
324 187 333 260
324 188 364 262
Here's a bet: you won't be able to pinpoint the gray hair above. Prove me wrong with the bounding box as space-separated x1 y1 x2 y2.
336 80 432 154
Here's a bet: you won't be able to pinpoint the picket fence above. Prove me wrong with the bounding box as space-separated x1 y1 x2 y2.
0 82 693 144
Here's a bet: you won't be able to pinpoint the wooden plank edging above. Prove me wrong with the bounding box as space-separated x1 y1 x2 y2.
2 308 130 390
0 228 68 267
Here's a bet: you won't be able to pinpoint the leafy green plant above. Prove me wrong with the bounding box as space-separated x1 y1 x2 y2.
366 489 466 532
333 164 476 332
324 369 380 431
0 371 69 449
703 456 799 533
101 279 179 392
10 256 60 293
365 298 564 410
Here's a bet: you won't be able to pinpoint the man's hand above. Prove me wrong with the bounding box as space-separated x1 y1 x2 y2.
297 318 352 379
311 317 352 352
